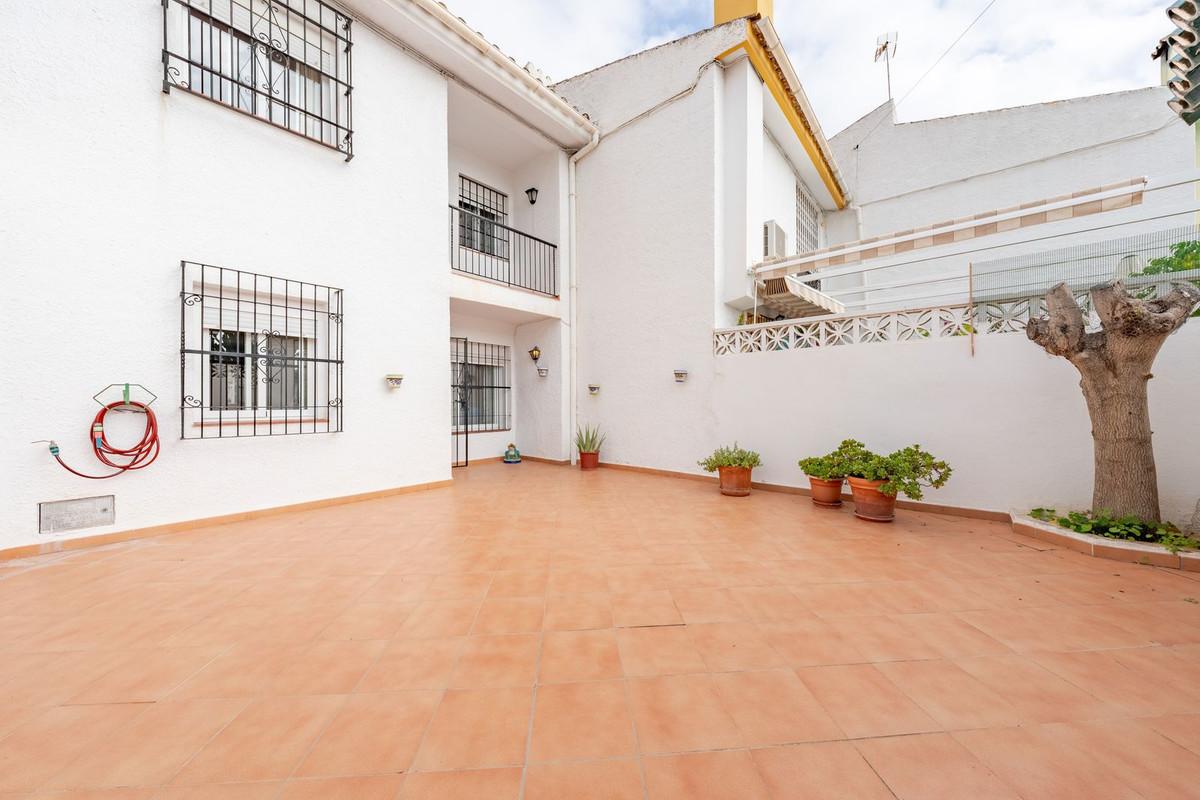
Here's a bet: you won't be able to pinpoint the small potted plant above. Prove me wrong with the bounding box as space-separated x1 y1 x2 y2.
798 439 871 508
575 424 606 470
845 445 952 522
698 443 762 497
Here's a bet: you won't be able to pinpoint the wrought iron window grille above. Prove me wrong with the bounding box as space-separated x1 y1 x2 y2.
457 176 510 259
162 0 354 160
450 338 511 467
796 182 822 255
449 206 559 296
180 260 344 438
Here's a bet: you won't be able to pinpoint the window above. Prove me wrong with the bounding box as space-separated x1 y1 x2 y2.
180 261 343 438
206 331 304 411
450 339 511 432
457 176 510 259
209 330 247 410
796 183 822 254
262 334 304 410
163 0 353 159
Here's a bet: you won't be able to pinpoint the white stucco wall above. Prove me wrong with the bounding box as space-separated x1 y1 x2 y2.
0 2 451 550
762 131 798 256
709 325 1200 526
718 57 763 314
571 65 723 474
554 22 745 132
514 318 570 461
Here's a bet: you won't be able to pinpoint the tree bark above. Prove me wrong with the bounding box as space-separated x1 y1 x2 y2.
1027 280 1199 521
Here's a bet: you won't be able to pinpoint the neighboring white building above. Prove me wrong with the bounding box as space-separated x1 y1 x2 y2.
800 88 1196 312
2 0 1198 555
555 1 1198 521
552 0 851 477
832 88 1189 238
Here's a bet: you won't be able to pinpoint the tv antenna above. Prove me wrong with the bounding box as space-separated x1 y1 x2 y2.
875 32 899 101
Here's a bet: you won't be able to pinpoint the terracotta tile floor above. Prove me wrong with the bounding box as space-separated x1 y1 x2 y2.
3 461 1200 799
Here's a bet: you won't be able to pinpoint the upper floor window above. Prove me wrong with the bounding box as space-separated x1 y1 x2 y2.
457 176 510 259
796 183 822 254
163 0 353 159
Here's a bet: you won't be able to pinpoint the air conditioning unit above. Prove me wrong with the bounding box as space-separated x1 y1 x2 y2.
763 220 787 260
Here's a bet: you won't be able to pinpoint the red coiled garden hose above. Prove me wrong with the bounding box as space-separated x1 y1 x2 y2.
46 401 161 479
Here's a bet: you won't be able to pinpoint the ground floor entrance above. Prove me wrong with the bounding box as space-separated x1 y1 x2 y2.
450 336 512 467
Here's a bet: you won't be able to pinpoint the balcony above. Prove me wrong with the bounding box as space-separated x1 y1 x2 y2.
449 205 558 296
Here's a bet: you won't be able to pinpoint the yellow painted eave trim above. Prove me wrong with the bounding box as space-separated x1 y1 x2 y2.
718 27 847 210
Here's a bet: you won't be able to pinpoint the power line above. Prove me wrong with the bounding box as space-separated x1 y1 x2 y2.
853 0 1001 151
897 0 999 107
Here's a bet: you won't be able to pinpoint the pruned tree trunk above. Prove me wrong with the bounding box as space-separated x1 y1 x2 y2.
1027 279 1200 521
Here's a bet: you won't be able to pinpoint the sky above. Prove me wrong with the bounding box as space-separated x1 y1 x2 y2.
440 0 1168 136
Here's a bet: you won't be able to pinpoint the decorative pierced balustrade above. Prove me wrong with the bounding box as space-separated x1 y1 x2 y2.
713 281 1192 355
715 304 978 355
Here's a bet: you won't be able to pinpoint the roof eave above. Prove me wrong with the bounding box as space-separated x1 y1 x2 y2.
748 17 850 208
341 0 597 149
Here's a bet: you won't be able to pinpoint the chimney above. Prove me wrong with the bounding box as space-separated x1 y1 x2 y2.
714 0 773 26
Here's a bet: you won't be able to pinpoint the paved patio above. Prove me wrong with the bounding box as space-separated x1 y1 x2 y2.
2 461 1200 799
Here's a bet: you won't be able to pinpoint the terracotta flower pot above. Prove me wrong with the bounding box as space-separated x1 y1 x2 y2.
807 476 844 508
579 451 600 470
717 466 752 497
847 477 896 522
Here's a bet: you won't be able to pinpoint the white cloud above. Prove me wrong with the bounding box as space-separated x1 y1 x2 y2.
775 0 1167 134
437 0 681 81
441 0 1168 134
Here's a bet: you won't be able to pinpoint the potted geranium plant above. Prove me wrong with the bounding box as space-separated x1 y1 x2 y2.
575 424 606 470
798 439 871 508
698 443 762 497
845 445 952 522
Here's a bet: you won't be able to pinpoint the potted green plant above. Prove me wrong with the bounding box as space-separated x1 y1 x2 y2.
698 443 762 497
575 424 606 470
845 445 952 522
798 439 872 508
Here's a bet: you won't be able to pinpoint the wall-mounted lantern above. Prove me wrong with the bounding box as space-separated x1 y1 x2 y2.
384 374 404 389
528 345 542 364
587 384 600 395
525 187 539 205
673 369 688 383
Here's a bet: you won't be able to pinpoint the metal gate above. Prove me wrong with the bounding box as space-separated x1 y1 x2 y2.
451 337 469 468
450 337 512 468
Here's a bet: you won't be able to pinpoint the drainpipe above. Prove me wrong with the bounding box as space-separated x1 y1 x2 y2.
850 202 864 240
568 130 600 464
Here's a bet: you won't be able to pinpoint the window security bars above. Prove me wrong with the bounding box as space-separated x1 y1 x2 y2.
162 0 353 159
452 175 559 295
449 207 559 296
180 261 343 438
451 339 511 432
796 183 822 254
450 338 511 468
457 176 510 259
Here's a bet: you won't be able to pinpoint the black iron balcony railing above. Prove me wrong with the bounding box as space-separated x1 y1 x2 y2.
450 205 557 296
